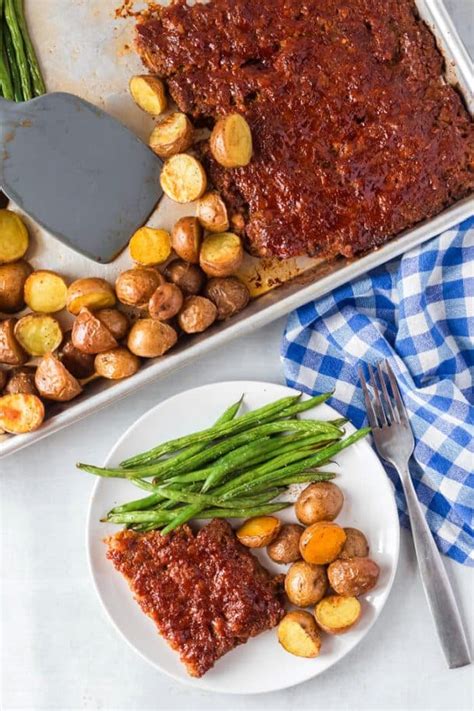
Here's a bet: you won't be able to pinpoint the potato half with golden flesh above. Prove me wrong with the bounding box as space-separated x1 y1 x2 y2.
14 314 63 357
339 528 369 560
0 210 29 263
72 308 118 355
160 154 207 203
5 368 38 396
171 217 202 264
299 521 347 565
278 610 321 658
267 523 304 564
315 595 362 634
210 114 253 168
284 561 328 607
115 268 164 308
196 192 229 233
177 295 217 334
24 270 68 313
327 557 380 597
236 516 281 548
0 319 27 365
149 112 193 159
94 347 140 380
66 277 116 315
57 332 95 379
127 319 177 358
204 277 250 321
129 75 167 115
295 482 344 526
148 283 183 321
0 260 32 313
34 354 82 402
165 259 205 295
199 232 243 277
129 227 171 266
0 393 44 433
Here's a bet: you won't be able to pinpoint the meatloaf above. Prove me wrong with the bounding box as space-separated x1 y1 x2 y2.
136 0 473 260
106 519 285 677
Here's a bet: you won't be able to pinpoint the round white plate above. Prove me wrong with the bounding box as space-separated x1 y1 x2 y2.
87 381 399 694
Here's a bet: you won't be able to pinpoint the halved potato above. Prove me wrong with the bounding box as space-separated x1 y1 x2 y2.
149 112 193 159
171 216 202 264
66 277 116 315
315 595 361 634
115 268 164 308
129 75 167 115
0 260 33 313
127 319 177 358
299 522 347 565
57 332 95 379
196 192 229 233
160 154 207 203
210 114 253 168
236 516 281 548
35 353 82 401
94 347 140 380
129 227 171 266
0 393 44 433
14 314 63 357
0 319 27 365
278 611 321 658
71 308 118 354
24 270 68 313
0 210 29 263
199 232 243 277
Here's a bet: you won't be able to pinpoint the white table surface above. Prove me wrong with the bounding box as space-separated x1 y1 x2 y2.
1 3 473 710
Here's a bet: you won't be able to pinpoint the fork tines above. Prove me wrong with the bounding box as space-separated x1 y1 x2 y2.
359 360 408 429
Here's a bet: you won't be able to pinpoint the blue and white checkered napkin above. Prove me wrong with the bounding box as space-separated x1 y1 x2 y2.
281 217 474 565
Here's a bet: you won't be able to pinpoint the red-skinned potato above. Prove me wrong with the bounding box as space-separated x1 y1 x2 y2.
0 318 27 365
35 354 82 401
204 277 249 320
66 277 116 315
94 347 140 380
165 259 205 295
148 283 184 321
127 319 177 358
115 268 164 308
327 557 380 597
71 308 118 355
95 309 130 341
171 217 202 264
5 368 38 396
0 260 32 313
57 332 95 379
177 296 217 334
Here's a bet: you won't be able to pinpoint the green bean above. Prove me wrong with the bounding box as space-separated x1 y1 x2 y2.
4 22 21 101
237 471 337 496
194 502 291 519
0 1 14 100
109 491 165 515
155 486 281 510
13 0 45 96
105 510 174 525
120 394 302 467
4 0 31 100
276 391 333 418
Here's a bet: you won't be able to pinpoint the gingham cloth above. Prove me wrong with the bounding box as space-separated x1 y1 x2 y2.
282 216 474 565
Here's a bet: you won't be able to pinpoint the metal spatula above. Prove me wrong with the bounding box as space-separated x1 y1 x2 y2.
0 92 163 263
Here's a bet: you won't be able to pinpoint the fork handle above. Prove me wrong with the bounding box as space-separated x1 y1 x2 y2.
398 465 471 668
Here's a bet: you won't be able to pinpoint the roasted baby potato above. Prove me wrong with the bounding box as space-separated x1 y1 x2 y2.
127 319 177 358
0 209 29 263
171 216 202 264
0 319 27 365
177 295 217 334
299 522 347 565
5 367 38 396
196 191 229 233
339 528 369 560
0 393 44 433
295 482 344 526
66 277 116 315
57 332 95 379
35 354 82 401
148 283 183 321
0 260 32 313
199 232 243 277
0 368 7 391
315 595 362 634
278 610 321 658
96 308 130 341
71 307 118 355
236 516 281 548
204 277 250 320
115 267 164 308
267 523 304 564
284 561 328 607
94 347 140 380
165 259 205 295
149 112 193 159
14 314 63 357
24 270 68 313
129 227 171 266
129 75 167 115
210 113 253 168
160 153 207 203
327 557 380 597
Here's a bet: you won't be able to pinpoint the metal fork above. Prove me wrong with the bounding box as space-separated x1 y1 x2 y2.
360 360 471 669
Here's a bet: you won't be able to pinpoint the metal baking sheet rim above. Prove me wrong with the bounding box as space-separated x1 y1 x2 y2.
0 0 472 459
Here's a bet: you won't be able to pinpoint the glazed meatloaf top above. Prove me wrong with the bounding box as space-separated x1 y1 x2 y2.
106 519 285 677
136 0 473 260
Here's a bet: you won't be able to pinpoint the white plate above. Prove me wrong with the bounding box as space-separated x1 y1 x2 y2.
87 381 400 694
